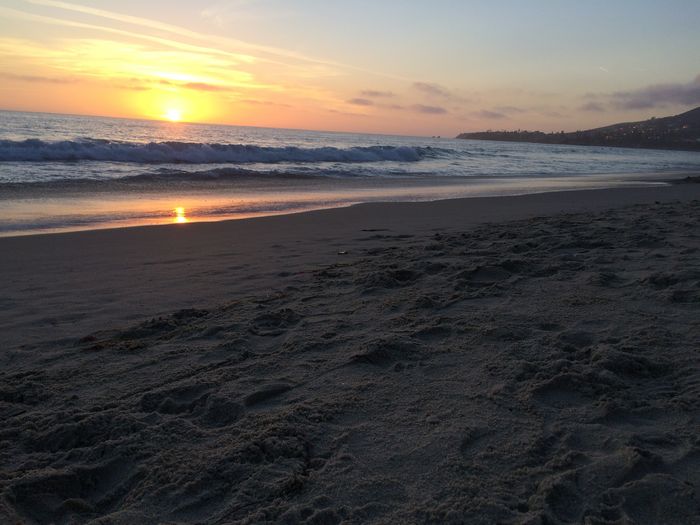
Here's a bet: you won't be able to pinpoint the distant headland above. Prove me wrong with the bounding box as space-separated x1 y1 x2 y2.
457 107 700 151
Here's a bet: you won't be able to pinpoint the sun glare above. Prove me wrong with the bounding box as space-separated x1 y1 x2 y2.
173 207 188 223
165 108 183 122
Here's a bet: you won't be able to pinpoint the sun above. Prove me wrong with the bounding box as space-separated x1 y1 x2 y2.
165 108 183 122
173 207 188 223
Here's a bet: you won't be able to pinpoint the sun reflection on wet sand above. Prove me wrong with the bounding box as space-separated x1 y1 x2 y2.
173 207 188 223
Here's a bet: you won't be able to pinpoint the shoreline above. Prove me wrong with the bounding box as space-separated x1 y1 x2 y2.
2 183 700 350
2 182 699 523
0 170 697 238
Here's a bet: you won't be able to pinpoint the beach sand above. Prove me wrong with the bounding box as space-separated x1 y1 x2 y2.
1 184 700 524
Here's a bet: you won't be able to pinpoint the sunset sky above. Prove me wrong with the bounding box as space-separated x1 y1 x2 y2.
1 0 699 136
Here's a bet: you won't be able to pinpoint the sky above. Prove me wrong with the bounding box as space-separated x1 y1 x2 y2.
1 0 699 136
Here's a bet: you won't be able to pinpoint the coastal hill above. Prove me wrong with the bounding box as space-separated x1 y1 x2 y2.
457 106 700 151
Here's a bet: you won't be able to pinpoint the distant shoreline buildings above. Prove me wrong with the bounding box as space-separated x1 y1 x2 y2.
457 107 700 151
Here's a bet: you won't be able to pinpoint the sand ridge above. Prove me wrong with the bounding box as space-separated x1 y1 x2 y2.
1 196 699 523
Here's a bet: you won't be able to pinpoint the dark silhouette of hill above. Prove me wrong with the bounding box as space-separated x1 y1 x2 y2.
457 107 700 151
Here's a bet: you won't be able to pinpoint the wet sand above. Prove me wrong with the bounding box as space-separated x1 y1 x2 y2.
1 184 700 523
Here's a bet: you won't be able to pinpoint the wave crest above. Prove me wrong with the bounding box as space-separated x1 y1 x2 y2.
0 139 448 164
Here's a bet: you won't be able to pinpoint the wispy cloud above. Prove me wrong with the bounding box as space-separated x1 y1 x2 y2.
21 0 406 82
201 0 293 26
327 108 369 118
360 89 395 98
412 104 448 115
528 106 566 118
182 82 233 92
347 98 374 106
472 109 507 119
240 98 292 108
413 82 452 99
494 106 526 114
0 6 255 64
0 72 76 84
412 81 470 110
23 0 296 64
0 34 274 108
2 0 419 123
201 0 259 19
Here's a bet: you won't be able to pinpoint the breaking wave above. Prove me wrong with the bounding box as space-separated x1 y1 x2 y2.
0 139 450 164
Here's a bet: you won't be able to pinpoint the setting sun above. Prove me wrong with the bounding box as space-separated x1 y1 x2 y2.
165 108 183 122
173 207 188 223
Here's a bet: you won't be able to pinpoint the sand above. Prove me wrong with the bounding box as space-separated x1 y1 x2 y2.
1 184 700 524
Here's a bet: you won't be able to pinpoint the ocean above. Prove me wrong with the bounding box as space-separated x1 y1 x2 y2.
1 110 699 236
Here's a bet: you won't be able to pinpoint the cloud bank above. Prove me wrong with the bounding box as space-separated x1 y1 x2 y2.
610 74 700 110
579 101 605 113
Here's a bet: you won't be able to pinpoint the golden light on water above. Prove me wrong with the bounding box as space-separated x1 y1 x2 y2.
173 207 188 223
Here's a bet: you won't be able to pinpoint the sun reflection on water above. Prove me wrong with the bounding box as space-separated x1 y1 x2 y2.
173 207 188 223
